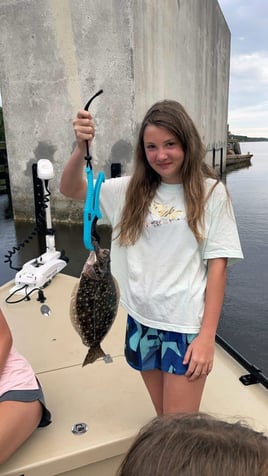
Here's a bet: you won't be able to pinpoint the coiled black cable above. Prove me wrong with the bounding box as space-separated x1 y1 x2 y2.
4 177 51 271
5 285 46 304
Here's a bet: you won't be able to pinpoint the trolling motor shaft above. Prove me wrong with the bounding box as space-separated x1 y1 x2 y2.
9 159 68 294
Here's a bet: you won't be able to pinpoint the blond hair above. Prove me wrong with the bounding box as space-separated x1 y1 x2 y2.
117 100 219 245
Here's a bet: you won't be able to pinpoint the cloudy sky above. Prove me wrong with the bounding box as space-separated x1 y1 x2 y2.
218 0 268 138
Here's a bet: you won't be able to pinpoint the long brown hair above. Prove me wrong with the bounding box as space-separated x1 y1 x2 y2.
117 413 268 476
117 100 219 245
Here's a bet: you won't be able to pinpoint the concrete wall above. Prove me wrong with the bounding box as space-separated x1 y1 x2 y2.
0 0 230 223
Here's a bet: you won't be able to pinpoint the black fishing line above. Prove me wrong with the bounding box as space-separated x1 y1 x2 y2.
84 89 103 167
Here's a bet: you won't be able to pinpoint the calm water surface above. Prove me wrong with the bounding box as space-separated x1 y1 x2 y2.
1 142 267 377
218 142 268 376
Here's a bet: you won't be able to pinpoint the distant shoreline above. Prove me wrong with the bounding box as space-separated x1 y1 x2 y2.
228 134 268 142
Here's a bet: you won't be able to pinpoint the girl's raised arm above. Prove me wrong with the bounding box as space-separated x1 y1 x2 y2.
60 109 95 200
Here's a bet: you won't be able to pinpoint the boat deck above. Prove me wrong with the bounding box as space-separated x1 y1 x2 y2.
0 274 267 476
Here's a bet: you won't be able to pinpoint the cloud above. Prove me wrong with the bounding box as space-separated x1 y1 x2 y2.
228 102 268 137
228 52 268 135
220 0 268 54
218 0 268 137
230 103 268 122
229 125 268 138
231 52 268 83
229 52 268 106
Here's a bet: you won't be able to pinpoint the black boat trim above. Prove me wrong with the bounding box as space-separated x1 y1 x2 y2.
216 334 268 389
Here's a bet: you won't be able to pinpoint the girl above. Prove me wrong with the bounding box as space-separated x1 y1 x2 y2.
60 100 243 415
0 307 51 463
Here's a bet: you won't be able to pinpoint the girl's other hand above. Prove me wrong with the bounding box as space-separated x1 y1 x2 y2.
183 334 215 382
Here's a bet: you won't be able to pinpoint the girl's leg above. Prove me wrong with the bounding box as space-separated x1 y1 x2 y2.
163 373 207 414
0 400 42 464
141 370 206 415
141 369 164 416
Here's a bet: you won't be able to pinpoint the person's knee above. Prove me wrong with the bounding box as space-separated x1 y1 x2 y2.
0 439 16 465
0 452 12 465
0 401 42 464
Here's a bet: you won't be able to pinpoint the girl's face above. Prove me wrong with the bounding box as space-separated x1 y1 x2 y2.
143 125 185 184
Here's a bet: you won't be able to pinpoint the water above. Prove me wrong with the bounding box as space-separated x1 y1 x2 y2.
0 142 267 377
218 142 268 376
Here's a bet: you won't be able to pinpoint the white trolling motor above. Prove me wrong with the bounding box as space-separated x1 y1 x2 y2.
9 159 68 295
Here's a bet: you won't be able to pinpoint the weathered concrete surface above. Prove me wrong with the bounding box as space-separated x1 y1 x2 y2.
0 0 230 222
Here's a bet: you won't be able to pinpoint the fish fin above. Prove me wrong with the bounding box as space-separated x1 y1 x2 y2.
82 345 106 366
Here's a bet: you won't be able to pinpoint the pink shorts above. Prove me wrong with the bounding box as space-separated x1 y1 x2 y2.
0 347 51 427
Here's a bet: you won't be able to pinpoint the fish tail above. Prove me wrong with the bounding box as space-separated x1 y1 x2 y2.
82 345 106 366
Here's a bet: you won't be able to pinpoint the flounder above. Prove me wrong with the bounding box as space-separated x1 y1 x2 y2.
70 239 120 366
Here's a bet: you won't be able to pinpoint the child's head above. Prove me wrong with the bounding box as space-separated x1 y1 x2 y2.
117 100 218 245
135 100 206 183
117 413 268 476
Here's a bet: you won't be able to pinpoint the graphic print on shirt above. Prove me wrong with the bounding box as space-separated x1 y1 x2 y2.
145 199 186 228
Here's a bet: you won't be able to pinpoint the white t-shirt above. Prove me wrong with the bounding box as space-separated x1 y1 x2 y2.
100 176 243 333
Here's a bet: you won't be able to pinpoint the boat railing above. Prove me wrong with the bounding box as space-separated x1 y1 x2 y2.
216 334 268 389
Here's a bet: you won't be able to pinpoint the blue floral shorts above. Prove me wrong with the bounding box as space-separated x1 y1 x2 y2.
125 315 197 375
